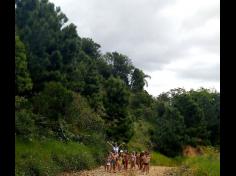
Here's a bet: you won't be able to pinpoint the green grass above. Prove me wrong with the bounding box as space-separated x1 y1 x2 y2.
150 152 181 166
180 147 220 176
150 146 220 176
16 137 106 176
182 155 220 176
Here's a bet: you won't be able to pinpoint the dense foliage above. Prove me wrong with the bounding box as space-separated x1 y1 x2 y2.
15 0 220 174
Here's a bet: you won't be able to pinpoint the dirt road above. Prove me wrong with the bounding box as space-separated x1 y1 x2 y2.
59 166 178 176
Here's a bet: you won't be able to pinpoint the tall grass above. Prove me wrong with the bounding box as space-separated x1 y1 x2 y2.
15 137 106 176
150 146 220 176
180 147 220 176
150 152 183 167
182 155 220 176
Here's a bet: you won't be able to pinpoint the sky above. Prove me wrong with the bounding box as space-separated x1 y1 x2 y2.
50 0 220 97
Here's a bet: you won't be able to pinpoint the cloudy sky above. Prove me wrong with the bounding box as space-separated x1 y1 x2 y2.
50 0 220 97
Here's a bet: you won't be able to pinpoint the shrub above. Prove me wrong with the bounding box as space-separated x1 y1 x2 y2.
15 137 104 176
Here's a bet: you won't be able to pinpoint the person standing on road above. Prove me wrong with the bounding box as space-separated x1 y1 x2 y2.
107 141 125 153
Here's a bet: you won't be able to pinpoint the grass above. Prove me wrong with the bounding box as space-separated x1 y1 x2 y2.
182 155 220 176
150 146 220 176
15 137 106 176
150 152 183 167
180 146 220 176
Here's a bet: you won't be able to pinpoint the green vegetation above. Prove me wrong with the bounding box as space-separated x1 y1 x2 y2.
15 0 220 175
150 88 220 157
151 147 220 176
127 120 153 151
183 155 220 176
16 137 106 176
150 152 181 166
177 147 220 176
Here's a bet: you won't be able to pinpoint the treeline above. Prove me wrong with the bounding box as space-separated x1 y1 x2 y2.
15 0 219 168
149 88 220 156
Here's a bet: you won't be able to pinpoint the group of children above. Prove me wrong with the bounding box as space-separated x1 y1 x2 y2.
105 142 151 174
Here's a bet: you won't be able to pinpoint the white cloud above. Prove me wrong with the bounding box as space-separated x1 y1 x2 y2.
50 0 220 96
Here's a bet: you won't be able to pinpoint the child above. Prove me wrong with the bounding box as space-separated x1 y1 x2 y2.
124 152 129 171
114 151 119 171
139 151 145 171
121 152 125 170
143 151 151 174
111 152 117 173
117 155 123 171
136 152 140 169
146 152 151 174
105 152 111 172
130 151 136 170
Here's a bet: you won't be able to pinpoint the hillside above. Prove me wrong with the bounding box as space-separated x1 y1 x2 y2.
15 0 220 175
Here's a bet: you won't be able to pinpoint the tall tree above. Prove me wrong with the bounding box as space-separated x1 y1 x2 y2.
15 0 70 92
103 77 134 142
152 103 185 157
189 88 220 145
60 23 81 65
81 38 101 59
104 52 134 86
131 68 151 92
172 91 209 145
15 35 33 95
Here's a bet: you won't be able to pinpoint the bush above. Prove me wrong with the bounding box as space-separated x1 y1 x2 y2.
52 151 96 171
15 139 61 176
16 110 36 138
15 137 104 176
15 96 37 140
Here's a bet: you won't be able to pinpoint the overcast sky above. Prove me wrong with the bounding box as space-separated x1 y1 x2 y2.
50 0 220 97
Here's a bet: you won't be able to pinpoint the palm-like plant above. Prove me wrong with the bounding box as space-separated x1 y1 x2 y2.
131 68 151 91
143 74 151 87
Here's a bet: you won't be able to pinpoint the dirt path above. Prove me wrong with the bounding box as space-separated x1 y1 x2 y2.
59 166 178 176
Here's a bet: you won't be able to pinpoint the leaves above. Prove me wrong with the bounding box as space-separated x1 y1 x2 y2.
15 35 33 95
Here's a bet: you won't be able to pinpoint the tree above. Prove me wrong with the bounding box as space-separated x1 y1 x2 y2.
103 77 134 142
129 91 153 121
152 103 185 157
131 68 150 92
15 35 32 95
96 57 113 79
60 23 81 65
15 0 71 92
67 93 105 133
48 50 63 70
82 65 101 96
189 88 220 145
33 82 73 121
104 52 134 86
172 92 209 145
81 38 101 59
82 64 104 113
